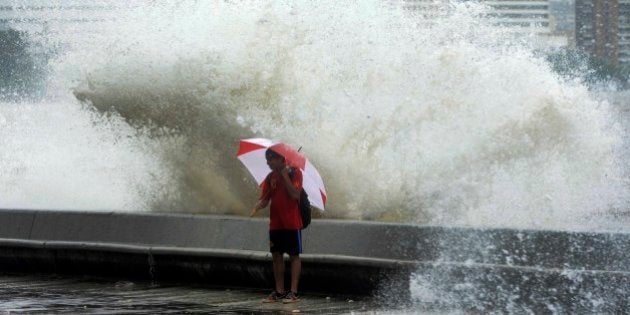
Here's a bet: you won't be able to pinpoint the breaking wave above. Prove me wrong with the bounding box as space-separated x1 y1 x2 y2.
1 0 628 229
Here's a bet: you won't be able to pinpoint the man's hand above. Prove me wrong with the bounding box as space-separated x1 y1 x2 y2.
250 199 269 217
280 165 291 177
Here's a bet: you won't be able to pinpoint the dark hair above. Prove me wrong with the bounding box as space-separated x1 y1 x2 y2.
265 149 284 160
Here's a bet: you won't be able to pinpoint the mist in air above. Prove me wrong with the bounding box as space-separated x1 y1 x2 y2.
0 0 628 231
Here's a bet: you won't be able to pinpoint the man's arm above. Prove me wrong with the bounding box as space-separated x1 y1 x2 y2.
251 175 271 217
280 167 300 200
250 199 270 217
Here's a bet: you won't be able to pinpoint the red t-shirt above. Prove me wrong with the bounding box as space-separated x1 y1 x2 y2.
260 169 303 230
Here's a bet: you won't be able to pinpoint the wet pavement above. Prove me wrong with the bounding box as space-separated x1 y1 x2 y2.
0 273 380 314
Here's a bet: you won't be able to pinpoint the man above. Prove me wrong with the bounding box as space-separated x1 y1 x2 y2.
250 148 303 303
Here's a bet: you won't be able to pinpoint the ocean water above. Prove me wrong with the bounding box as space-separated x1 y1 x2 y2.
0 0 628 228
1 1 630 312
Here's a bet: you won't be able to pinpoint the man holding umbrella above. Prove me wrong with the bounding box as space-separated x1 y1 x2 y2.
250 148 304 304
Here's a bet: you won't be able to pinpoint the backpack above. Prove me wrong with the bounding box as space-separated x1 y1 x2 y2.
265 168 312 229
298 188 312 229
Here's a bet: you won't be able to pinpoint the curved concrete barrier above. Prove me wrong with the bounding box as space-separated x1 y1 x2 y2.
0 209 629 311
0 209 418 295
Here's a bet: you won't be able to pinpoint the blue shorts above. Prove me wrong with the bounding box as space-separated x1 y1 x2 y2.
269 229 302 256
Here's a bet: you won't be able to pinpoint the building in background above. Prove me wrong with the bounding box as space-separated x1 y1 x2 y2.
575 0 630 67
576 0 620 65
618 0 630 66
0 0 121 41
549 0 576 44
403 0 628 68
403 0 572 47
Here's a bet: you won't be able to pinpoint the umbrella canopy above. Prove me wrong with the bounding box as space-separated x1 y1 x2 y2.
237 138 327 210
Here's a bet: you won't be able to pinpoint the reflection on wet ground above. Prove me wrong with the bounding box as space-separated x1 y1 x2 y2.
0 273 380 314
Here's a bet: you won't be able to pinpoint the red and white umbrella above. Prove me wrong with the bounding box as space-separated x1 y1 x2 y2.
237 138 327 210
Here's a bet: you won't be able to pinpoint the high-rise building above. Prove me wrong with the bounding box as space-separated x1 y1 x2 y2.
575 0 629 67
619 0 630 66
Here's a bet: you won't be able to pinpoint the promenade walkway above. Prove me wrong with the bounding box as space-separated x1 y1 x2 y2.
0 273 380 314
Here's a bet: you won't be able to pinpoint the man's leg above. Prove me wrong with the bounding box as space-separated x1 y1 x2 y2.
289 254 301 293
272 252 285 294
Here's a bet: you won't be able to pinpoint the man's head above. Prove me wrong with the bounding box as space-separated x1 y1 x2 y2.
265 149 286 171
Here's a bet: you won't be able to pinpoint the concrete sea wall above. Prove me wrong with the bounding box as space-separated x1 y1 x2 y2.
0 209 417 295
0 209 629 311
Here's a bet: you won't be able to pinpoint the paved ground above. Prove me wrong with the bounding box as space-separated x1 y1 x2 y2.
0 273 383 314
